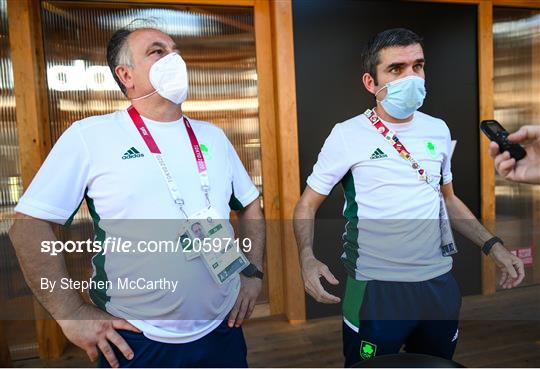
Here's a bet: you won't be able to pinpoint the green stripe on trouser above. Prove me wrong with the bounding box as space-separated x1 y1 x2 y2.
342 276 368 330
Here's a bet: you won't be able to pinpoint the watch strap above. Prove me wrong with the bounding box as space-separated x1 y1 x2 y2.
482 236 503 256
241 263 264 279
253 269 264 279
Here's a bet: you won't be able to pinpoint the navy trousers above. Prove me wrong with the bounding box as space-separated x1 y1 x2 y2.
342 271 462 367
99 320 247 368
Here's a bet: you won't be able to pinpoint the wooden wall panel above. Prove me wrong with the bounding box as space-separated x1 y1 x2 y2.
493 0 540 8
96 0 255 5
0 321 11 367
529 9 540 285
253 0 285 316
269 0 306 322
7 0 65 359
478 0 497 295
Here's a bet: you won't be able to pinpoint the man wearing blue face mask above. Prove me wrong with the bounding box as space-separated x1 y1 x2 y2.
9 24 265 368
293 28 524 366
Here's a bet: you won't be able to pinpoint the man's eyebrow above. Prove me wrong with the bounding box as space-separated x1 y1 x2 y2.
147 41 166 50
146 41 178 51
386 62 406 70
386 59 425 70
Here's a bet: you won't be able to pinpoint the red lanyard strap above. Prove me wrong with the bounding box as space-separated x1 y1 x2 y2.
127 106 162 154
364 108 435 188
183 118 207 173
127 106 206 170
127 106 210 215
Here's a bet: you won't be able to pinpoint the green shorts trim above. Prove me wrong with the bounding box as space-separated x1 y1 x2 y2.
342 276 368 330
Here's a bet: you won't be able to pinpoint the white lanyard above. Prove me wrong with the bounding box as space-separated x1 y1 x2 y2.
127 106 210 218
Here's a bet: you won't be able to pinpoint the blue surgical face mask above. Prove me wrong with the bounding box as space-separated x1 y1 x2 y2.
375 75 426 119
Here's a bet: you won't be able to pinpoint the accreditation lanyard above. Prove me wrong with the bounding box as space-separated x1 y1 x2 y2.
364 108 457 255
127 106 210 218
363 108 438 191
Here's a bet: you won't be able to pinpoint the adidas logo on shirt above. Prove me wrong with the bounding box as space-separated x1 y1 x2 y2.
370 148 388 160
122 147 144 160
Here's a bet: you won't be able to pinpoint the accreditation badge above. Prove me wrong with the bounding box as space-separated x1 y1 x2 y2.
439 192 458 256
178 206 249 284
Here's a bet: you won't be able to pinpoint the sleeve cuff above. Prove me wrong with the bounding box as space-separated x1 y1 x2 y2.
306 176 331 196
14 198 72 225
442 173 453 185
231 187 259 210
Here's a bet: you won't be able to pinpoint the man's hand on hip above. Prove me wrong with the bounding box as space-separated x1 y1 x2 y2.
489 243 525 289
301 255 341 304
58 304 140 368
228 275 262 328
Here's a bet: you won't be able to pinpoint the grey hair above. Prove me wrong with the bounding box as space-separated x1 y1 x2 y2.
106 18 163 96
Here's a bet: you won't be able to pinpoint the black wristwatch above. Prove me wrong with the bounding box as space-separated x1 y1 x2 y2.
241 263 264 279
482 236 503 255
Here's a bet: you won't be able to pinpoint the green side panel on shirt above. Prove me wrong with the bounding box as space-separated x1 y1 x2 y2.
340 170 360 278
229 192 244 211
342 276 367 329
85 192 110 310
63 197 85 228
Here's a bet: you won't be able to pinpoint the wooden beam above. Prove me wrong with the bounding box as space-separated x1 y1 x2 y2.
477 0 497 295
0 321 11 367
269 0 306 323
493 0 540 8
531 10 540 285
7 0 51 186
410 0 483 4
92 0 255 6
253 0 285 317
251 302 271 319
7 0 66 359
33 306 67 360
412 0 540 10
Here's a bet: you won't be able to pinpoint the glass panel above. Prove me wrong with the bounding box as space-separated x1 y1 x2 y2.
0 0 38 359
41 1 267 302
493 8 540 287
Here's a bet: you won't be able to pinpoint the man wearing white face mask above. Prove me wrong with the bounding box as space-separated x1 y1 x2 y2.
9 25 265 368
293 28 524 366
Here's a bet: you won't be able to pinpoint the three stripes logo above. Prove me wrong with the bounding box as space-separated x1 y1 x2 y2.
122 147 144 160
370 148 388 160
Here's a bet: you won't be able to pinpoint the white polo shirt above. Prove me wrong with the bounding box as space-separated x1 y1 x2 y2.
15 109 259 343
307 110 454 282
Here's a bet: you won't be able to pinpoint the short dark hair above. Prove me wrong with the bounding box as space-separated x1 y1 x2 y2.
362 28 424 85
107 28 133 96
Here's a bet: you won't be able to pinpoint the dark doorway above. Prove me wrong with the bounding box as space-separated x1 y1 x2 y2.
292 0 480 319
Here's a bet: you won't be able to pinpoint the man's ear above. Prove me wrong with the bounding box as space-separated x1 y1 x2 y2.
115 65 133 93
362 72 377 95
